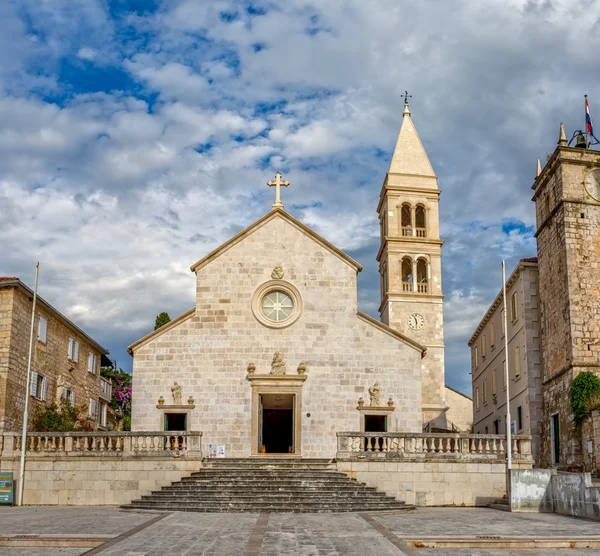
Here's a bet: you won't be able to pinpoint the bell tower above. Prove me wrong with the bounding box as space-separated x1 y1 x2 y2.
377 99 447 429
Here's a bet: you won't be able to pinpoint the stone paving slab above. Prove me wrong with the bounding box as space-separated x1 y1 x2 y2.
97 512 258 556
0 507 152 536
375 508 600 538
260 513 406 555
1 507 600 555
417 551 600 556
0 550 86 555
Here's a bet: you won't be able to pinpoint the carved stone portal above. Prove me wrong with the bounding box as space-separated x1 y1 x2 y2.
171 381 182 405
271 265 284 279
368 382 382 406
270 351 286 375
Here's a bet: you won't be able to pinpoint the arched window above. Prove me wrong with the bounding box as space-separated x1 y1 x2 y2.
401 204 412 236
415 205 426 237
401 257 413 292
416 258 428 293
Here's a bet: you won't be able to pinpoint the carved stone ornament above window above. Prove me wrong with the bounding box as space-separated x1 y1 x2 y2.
271 265 284 279
251 279 303 329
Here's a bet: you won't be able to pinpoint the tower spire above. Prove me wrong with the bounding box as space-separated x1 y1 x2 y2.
558 122 567 146
388 96 435 177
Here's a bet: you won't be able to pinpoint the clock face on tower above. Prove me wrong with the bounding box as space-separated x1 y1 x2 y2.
584 168 600 202
408 313 425 331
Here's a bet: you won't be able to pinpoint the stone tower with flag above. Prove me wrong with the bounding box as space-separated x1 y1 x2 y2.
377 99 447 429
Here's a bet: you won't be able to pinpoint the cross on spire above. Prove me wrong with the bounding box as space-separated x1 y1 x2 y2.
403 90 412 116
267 172 290 209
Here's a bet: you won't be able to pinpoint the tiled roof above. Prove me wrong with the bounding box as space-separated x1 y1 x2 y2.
0 277 18 282
520 257 538 263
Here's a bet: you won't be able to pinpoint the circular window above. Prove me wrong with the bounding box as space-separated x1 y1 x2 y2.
262 290 294 322
252 280 303 329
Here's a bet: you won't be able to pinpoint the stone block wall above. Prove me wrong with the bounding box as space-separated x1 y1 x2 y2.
444 386 472 432
337 460 512 506
0 286 105 432
534 148 600 467
0 456 200 506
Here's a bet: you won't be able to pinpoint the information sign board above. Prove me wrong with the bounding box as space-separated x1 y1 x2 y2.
0 472 14 505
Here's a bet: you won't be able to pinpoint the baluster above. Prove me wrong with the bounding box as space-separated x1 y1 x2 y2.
512 438 518 455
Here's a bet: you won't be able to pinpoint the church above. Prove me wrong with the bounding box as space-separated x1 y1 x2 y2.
129 100 452 458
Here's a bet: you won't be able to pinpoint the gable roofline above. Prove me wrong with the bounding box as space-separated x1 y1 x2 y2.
445 384 472 401
128 308 196 355
0 278 109 354
467 257 538 347
356 311 426 356
190 208 363 273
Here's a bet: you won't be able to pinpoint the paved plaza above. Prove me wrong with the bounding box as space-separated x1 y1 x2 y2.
0 507 600 555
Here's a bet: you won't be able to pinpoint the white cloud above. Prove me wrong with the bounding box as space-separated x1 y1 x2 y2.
2 0 599 394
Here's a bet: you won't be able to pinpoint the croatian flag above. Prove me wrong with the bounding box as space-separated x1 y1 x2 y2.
586 96 594 136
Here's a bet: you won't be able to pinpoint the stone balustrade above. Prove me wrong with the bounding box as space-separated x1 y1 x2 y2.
336 432 533 462
0 431 202 458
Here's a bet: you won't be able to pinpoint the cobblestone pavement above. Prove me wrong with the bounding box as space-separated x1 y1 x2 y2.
0 508 599 555
0 507 151 536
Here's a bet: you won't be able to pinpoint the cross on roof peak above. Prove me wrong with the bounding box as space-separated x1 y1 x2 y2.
267 172 290 209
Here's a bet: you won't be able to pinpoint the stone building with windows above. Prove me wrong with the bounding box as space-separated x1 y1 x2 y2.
533 126 600 468
0 277 112 431
469 258 543 463
129 100 455 458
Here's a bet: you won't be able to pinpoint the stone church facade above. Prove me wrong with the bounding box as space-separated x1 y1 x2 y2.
129 101 449 458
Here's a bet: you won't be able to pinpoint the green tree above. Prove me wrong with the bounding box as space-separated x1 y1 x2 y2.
154 312 171 330
31 399 94 432
570 371 600 424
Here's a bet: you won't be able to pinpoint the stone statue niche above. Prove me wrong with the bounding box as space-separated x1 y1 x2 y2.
270 351 286 375
171 381 182 405
368 382 382 406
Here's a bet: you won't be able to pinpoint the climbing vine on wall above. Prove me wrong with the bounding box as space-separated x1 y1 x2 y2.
570 371 600 424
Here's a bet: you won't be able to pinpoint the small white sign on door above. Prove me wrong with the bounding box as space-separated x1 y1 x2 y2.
216 445 226 458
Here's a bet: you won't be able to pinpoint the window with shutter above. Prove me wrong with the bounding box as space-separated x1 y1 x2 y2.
89 399 97 420
70 391 75 407
68 337 74 360
514 346 520 376
37 315 48 343
30 371 39 398
88 352 95 373
73 341 79 363
41 377 48 401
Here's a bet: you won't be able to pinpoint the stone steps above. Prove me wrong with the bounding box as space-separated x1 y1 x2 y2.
123 458 414 513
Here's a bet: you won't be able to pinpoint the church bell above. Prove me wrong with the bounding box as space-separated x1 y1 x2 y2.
575 132 588 149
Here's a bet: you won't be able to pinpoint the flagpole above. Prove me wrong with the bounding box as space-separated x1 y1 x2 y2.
17 262 39 507
502 260 512 474
585 95 589 149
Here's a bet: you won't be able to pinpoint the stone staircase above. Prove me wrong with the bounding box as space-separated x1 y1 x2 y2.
122 458 415 513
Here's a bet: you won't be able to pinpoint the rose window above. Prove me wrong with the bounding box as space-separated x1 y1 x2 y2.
261 291 294 322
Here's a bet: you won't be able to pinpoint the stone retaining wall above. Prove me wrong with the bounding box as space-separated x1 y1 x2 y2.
0 456 201 506
337 460 529 506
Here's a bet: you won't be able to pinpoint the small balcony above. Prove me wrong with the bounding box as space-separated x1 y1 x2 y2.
99 377 112 401
402 282 413 292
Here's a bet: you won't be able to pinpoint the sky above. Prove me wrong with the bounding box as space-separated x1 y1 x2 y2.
2 0 600 395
